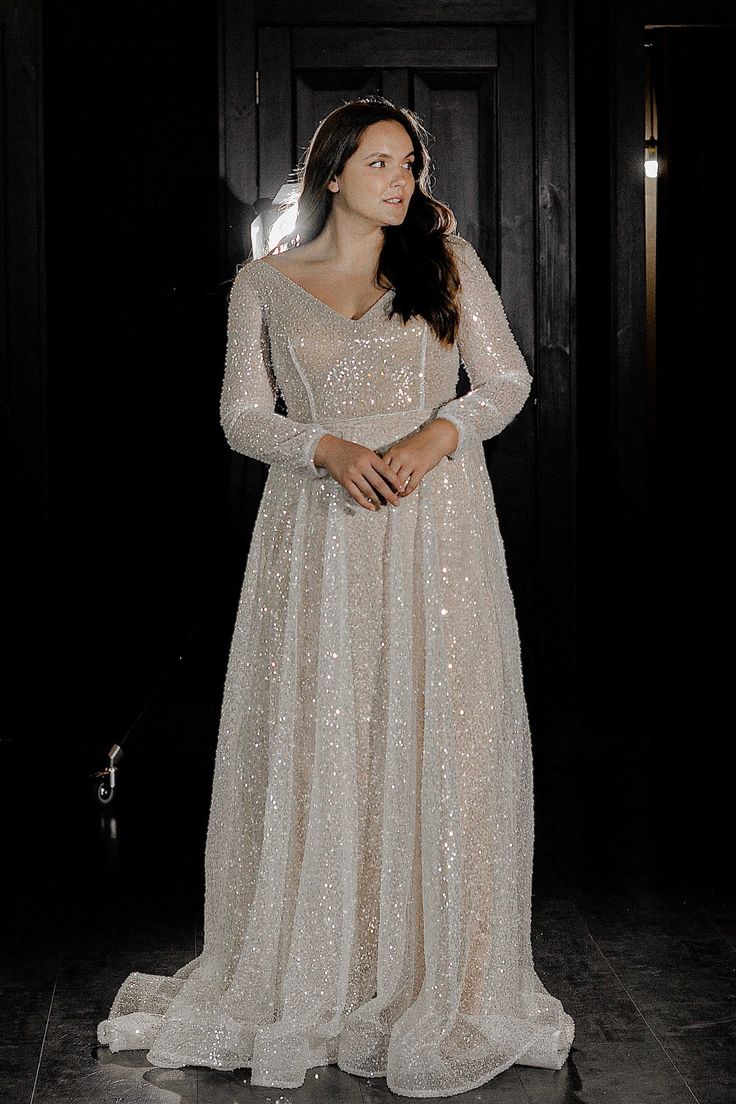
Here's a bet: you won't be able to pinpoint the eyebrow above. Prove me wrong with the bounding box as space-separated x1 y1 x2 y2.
364 150 416 159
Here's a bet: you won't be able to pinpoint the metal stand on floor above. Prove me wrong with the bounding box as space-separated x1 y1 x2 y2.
91 743 123 806
89 626 197 808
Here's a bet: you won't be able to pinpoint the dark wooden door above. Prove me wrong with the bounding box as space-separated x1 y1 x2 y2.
221 1 575 755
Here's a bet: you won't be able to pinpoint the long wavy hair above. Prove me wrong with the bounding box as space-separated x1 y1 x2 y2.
262 96 463 347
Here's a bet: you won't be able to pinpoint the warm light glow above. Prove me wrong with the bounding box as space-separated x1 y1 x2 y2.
267 205 299 252
644 140 658 178
250 183 301 259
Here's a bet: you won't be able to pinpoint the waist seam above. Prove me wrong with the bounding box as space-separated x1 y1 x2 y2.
312 404 442 425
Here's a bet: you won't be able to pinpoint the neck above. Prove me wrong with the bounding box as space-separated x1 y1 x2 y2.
311 213 385 276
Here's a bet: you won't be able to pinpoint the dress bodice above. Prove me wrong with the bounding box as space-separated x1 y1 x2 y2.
220 232 532 478
246 257 462 424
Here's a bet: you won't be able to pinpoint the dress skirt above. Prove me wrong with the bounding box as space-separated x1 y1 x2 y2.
97 406 575 1097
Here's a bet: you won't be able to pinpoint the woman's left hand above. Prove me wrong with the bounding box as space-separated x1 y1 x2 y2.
380 418 459 498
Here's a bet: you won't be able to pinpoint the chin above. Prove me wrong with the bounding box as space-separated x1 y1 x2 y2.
379 206 407 223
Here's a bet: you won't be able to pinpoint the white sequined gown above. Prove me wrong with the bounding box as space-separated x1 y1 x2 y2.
97 233 575 1096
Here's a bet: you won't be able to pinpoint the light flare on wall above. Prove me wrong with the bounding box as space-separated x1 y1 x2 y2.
645 42 658 178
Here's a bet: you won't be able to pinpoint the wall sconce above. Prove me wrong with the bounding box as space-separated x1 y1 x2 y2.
645 136 658 178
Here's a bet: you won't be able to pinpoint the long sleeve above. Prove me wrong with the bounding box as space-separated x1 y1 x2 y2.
435 235 532 460
220 266 330 477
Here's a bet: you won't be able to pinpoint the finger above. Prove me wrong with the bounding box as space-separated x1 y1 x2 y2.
399 471 421 497
393 468 412 496
367 470 402 506
380 456 412 498
377 457 406 495
350 477 380 511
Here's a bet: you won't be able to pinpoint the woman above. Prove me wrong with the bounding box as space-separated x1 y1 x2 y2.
97 95 575 1097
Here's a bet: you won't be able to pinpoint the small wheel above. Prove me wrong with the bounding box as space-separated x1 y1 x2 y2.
95 777 116 806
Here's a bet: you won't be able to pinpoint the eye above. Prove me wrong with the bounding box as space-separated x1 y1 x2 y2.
370 159 415 170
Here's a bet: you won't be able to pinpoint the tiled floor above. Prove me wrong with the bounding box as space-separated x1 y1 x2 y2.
1 670 733 1103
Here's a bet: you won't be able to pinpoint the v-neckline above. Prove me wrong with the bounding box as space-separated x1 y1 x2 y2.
259 258 393 323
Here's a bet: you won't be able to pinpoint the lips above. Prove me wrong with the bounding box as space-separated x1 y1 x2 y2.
384 197 404 205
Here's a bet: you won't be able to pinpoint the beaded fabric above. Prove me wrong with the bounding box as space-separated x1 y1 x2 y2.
97 233 575 1096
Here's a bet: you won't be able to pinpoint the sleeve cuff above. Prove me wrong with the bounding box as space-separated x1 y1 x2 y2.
435 412 471 461
305 429 331 478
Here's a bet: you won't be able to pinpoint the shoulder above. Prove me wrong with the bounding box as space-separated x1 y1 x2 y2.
229 257 271 306
444 234 497 298
444 232 482 271
232 257 265 288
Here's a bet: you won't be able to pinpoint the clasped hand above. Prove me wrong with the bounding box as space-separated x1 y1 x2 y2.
313 418 459 513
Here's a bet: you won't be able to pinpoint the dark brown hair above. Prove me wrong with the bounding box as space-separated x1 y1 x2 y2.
263 96 462 346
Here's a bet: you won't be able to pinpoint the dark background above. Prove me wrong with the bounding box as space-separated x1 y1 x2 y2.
1 2 734 1101
2 0 732 903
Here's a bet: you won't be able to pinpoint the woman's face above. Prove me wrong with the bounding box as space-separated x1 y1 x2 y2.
328 119 417 226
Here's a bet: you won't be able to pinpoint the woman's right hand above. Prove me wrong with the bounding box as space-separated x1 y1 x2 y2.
313 434 405 511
